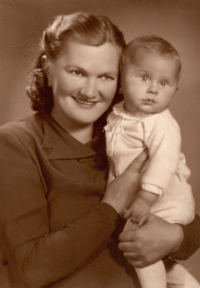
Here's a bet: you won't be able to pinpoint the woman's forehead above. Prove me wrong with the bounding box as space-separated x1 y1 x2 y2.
59 40 120 73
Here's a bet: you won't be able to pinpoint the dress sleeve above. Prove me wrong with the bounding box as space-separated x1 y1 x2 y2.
172 214 200 260
0 130 122 287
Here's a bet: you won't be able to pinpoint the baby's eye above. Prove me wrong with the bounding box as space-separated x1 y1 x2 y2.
140 75 149 82
160 80 168 86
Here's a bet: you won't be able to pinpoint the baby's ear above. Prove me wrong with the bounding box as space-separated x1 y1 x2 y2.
42 55 52 87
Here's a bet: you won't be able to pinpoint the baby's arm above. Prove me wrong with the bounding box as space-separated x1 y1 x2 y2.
124 189 158 227
142 112 181 191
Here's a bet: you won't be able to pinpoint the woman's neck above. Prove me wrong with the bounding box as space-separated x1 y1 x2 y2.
50 112 93 144
67 125 93 144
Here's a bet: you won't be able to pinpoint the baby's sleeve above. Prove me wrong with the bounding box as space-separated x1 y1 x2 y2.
142 112 182 193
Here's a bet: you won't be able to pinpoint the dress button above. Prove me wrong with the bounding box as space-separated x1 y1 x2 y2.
77 158 84 163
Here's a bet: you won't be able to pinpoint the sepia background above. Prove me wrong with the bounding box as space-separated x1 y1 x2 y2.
0 0 200 285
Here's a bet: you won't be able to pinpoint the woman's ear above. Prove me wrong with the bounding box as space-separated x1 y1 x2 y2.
42 55 52 87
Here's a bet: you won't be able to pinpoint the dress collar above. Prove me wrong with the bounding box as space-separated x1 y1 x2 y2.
41 113 97 159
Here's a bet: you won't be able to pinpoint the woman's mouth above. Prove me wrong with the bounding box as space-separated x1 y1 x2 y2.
72 96 98 107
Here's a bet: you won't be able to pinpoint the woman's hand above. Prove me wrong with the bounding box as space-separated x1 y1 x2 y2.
102 150 147 215
118 213 184 268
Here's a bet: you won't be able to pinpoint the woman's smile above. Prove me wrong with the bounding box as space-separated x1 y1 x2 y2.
72 96 99 107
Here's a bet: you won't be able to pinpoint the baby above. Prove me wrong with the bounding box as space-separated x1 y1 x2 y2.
105 35 199 288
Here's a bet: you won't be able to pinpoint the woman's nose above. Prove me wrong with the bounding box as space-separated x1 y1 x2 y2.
147 81 158 95
80 78 98 98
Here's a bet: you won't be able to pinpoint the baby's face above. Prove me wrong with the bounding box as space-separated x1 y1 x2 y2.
121 51 179 114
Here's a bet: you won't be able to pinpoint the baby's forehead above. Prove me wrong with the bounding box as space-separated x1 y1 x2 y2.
125 48 180 72
128 47 176 61
122 51 180 80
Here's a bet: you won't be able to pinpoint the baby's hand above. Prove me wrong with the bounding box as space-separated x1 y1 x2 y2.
124 198 151 228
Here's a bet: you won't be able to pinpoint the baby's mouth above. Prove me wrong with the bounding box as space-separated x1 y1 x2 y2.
142 99 155 105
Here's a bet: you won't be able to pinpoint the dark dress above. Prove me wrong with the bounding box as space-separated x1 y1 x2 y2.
0 112 199 287
0 113 139 287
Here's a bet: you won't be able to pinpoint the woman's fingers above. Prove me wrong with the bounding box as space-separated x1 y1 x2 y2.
119 229 152 268
123 253 144 268
118 240 136 252
122 209 132 219
119 214 184 267
118 237 146 268
137 215 148 228
119 228 137 243
102 150 148 215
125 149 148 175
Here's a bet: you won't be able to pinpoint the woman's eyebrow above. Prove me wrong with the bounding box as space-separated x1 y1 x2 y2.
67 64 118 76
66 64 85 70
100 71 118 76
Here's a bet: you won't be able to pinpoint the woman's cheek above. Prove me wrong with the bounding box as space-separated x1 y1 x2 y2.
108 82 118 100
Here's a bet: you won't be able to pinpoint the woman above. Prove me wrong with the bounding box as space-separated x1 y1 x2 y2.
0 12 199 288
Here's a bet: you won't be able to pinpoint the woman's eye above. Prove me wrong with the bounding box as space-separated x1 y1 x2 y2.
100 75 114 81
140 75 148 81
71 70 83 76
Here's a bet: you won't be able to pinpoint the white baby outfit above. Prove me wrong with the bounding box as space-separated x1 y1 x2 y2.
105 101 195 225
105 100 199 288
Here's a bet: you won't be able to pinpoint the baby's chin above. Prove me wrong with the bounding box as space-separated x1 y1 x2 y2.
138 104 167 114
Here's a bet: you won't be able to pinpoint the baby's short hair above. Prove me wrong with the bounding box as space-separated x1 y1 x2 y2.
121 35 181 76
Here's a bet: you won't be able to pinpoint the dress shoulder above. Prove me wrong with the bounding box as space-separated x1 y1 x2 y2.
0 113 43 142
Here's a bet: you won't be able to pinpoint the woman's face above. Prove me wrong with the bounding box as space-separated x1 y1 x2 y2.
44 40 120 131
